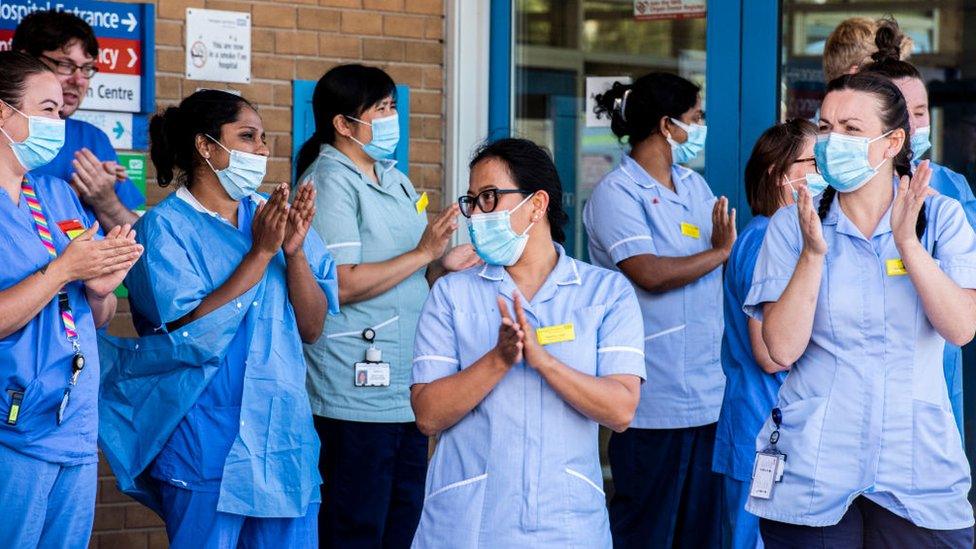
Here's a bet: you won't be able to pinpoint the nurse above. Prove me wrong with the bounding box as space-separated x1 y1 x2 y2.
410 138 645 548
13 10 144 229
100 89 339 547
747 72 976 546
0 51 142 547
712 118 821 549
860 22 976 437
295 64 479 548
584 72 735 548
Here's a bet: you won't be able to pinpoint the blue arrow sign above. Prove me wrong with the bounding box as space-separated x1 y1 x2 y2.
113 121 124 139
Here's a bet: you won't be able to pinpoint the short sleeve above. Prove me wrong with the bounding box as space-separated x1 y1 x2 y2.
302 227 341 315
595 275 647 379
311 164 362 265
126 216 208 330
411 278 461 385
931 197 976 289
743 206 802 321
585 181 657 264
89 127 145 211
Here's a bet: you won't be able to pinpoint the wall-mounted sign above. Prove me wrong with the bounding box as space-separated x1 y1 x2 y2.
73 110 148 150
185 8 251 84
634 0 706 21
0 0 155 113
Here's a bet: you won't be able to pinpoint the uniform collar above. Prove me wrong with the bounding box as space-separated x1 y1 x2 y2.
478 243 581 306
619 155 693 206
320 143 398 183
821 178 898 240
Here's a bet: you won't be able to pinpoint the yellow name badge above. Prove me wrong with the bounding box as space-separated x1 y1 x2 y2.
415 192 429 214
680 222 700 239
886 258 908 276
536 323 576 346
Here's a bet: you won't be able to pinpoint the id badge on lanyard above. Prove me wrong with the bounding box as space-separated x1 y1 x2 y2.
750 407 787 500
20 179 85 426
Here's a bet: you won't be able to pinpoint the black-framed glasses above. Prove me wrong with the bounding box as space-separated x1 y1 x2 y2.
794 156 820 174
40 55 99 79
458 188 531 218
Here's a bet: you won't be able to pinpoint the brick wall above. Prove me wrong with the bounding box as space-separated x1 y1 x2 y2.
94 1 446 546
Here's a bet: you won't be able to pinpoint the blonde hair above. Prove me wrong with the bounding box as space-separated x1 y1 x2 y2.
822 17 914 82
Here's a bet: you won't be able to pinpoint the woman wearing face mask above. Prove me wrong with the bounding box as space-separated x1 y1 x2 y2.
99 89 339 547
0 52 142 548
746 72 976 546
859 21 976 441
410 138 644 547
711 119 821 549
295 64 479 547
583 72 735 548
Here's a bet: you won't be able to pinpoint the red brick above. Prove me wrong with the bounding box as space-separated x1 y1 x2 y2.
275 30 320 56
273 134 293 157
422 116 442 140
410 140 441 163
404 0 442 15
272 83 293 107
383 14 426 38
296 58 337 80
253 4 296 28
411 90 441 114
364 0 403 10
425 15 444 40
267 158 292 181
362 38 404 61
156 48 184 73
341 10 383 35
297 8 341 32
422 66 443 90
319 0 360 6
125 504 165 528
252 28 274 54
156 20 183 47
98 479 132 503
383 64 422 88
252 55 296 80
403 41 441 64
92 504 125 531
319 34 361 59
148 530 169 549
156 76 183 100
239 82 274 104
261 108 292 132
158 0 206 21
96 531 148 549
204 0 252 13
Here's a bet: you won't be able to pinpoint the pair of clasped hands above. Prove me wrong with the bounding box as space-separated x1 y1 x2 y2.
249 182 319 260
52 221 142 300
493 293 553 370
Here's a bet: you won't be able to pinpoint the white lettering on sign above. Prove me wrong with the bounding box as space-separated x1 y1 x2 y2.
0 2 138 33
185 8 251 84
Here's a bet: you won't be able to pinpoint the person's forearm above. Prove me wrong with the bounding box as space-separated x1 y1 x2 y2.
532 356 639 432
900 239 976 345
0 262 70 339
168 250 272 330
425 258 447 287
763 251 823 365
92 194 138 231
286 250 327 343
748 318 789 374
86 290 117 329
411 351 510 436
619 248 727 293
339 248 431 304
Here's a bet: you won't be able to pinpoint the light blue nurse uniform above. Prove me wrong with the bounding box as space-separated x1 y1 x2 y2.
744 183 976 529
927 161 976 439
583 155 725 428
410 245 646 548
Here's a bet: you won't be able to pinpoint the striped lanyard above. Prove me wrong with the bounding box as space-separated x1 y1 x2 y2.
22 179 80 347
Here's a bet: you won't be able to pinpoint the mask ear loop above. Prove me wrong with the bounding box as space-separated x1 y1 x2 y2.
203 134 231 174
342 115 374 150
868 129 896 171
0 99 30 145
510 193 539 236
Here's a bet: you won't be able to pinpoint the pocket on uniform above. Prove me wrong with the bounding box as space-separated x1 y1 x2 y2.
643 324 686 392
912 399 969 493
416 472 488 545
0 379 41 434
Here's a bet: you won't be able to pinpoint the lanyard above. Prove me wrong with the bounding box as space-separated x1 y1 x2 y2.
22 178 85 425
21 179 80 348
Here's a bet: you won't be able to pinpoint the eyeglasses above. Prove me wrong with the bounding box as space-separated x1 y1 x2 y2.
40 55 99 79
458 188 531 218
794 156 820 173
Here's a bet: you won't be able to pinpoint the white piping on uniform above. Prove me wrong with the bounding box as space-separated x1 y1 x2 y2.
325 241 362 250
426 473 488 500
413 355 460 365
644 324 686 341
326 315 400 339
597 346 645 357
564 468 605 495
608 235 653 253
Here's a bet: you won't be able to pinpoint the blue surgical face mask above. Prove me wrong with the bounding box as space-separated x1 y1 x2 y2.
814 131 892 193
666 118 707 165
205 135 267 201
911 125 932 159
468 194 536 267
785 173 829 200
0 100 65 171
347 114 400 160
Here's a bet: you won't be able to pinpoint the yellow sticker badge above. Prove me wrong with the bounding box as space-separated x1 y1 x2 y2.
416 192 429 214
886 258 908 276
536 323 576 345
680 222 700 239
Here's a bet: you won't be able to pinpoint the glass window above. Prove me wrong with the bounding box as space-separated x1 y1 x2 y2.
513 0 707 263
781 1 976 196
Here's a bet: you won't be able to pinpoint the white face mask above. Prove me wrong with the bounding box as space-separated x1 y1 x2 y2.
204 134 267 201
